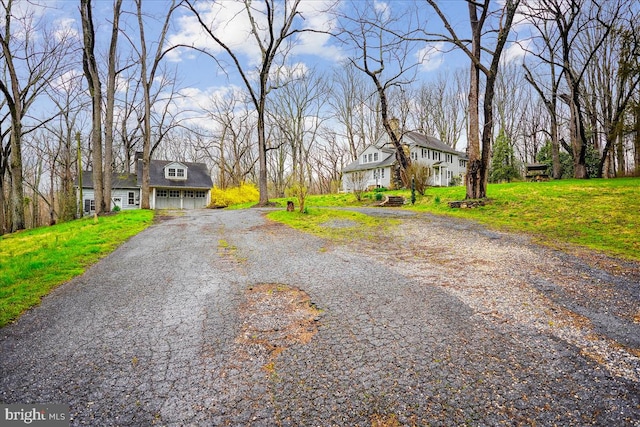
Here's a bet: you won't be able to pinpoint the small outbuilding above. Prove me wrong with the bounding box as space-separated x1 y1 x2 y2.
77 158 213 214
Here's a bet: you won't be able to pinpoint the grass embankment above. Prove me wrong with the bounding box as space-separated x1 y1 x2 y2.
0 210 154 327
266 178 639 261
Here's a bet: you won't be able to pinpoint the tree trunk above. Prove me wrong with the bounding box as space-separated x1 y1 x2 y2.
0 175 5 235
137 0 152 209
103 0 123 212
635 103 640 176
81 0 105 214
550 112 562 179
466 4 483 200
9 119 24 231
1 35 26 230
567 88 589 179
257 126 269 205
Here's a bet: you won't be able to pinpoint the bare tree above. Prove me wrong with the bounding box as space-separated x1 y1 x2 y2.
338 1 417 187
328 62 381 161
207 88 258 189
46 70 89 222
268 67 329 212
115 69 143 173
184 0 333 205
522 13 564 179
0 1 72 230
133 0 180 209
0 109 10 233
346 170 369 202
522 0 622 178
311 129 347 194
80 0 106 214
101 0 124 211
582 6 640 177
410 71 467 149
422 0 521 199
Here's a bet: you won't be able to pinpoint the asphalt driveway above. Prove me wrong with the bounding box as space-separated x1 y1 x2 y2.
1 208 638 426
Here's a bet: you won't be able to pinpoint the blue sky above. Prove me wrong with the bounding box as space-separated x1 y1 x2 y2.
12 0 530 149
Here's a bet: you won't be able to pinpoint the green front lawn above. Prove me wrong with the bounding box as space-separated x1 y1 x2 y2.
0 210 154 327
267 178 640 261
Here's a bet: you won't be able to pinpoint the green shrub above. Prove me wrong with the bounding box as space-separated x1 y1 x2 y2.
209 183 259 208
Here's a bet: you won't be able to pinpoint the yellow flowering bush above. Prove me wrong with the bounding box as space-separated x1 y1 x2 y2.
209 183 259 208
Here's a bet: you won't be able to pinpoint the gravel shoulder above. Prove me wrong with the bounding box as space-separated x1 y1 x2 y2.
1 208 638 426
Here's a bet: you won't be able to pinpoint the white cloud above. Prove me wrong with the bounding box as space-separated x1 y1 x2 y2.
501 40 530 64
50 69 84 94
271 62 309 84
374 1 391 21
157 85 251 131
53 18 78 42
169 0 343 64
416 42 445 72
167 1 265 65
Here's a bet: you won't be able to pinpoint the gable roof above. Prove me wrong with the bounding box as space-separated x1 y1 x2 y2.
342 149 396 173
402 131 464 156
138 159 213 189
77 172 139 189
343 131 467 175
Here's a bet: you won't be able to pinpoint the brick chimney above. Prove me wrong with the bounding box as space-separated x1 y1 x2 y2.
134 151 143 174
389 117 399 135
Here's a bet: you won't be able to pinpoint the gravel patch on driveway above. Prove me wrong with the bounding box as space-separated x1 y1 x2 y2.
1 208 638 426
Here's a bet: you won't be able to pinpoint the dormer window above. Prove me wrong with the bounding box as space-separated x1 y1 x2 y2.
165 163 187 180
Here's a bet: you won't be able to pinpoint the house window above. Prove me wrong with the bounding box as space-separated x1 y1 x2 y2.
374 152 379 161
84 199 95 213
128 192 135 205
184 190 194 198
195 191 206 198
169 190 180 198
427 150 431 160
157 189 168 198
165 165 187 180
368 154 373 162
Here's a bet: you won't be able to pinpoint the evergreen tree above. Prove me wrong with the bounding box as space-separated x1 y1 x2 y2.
490 129 520 183
536 141 573 179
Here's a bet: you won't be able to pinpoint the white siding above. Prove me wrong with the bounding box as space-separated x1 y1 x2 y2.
80 188 140 215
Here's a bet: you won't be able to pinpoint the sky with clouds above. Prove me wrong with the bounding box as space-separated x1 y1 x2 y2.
10 0 531 140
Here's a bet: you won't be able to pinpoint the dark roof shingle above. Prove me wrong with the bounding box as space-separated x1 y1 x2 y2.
137 160 213 189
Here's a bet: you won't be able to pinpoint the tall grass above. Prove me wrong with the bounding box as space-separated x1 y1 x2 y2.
0 210 154 327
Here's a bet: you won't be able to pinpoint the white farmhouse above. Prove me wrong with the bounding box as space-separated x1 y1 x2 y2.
341 129 468 192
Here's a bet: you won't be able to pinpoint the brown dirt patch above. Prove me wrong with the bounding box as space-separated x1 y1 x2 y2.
237 283 321 359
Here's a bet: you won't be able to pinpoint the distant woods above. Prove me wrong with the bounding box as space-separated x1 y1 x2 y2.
0 0 638 233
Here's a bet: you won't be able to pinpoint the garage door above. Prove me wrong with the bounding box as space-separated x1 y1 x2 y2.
155 189 208 209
